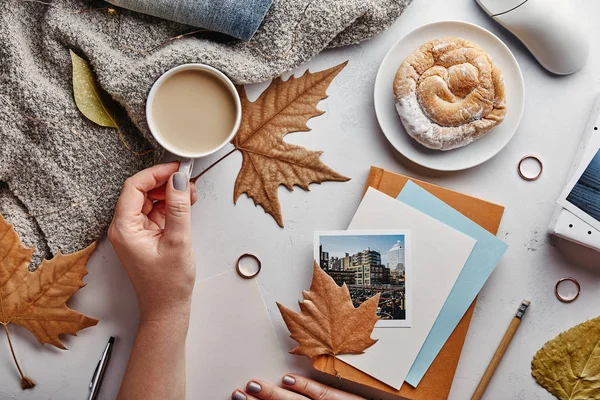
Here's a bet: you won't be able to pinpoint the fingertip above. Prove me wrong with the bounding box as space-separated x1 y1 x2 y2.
231 389 247 400
246 380 261 393
170 172 190 192
281 374 352 399
282 374 296 386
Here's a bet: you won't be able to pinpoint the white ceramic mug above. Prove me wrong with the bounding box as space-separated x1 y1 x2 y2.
146 63 242 176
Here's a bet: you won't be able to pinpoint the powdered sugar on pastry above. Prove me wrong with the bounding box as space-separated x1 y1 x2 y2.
396 94 480 150
393 37 506 151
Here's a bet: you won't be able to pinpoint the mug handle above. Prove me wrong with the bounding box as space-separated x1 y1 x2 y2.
179 158 195 178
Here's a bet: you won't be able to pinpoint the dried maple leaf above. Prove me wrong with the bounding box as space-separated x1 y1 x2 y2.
531 316 600 400
192 62 350 227
277 262 379 359
0 214 98 389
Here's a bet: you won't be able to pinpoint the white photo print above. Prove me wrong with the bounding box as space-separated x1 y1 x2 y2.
314 230 411 328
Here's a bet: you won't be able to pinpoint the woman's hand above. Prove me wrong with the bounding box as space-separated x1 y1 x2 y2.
232 375 364 400
110 162 198 399
108 162 198 321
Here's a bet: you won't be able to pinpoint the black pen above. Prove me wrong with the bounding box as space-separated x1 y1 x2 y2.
89 337 115 400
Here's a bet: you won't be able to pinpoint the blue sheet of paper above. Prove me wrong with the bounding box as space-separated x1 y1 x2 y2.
397 181 508 387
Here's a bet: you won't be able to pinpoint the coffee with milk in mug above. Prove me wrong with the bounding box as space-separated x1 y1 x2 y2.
150 69 238 154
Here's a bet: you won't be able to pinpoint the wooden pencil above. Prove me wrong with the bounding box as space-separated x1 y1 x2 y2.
471 300 531 400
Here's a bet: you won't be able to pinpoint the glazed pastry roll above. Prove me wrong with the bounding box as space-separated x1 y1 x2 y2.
393 37 506 150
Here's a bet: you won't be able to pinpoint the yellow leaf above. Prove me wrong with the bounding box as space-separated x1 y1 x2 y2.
277 262 379 358
70 49 118 128
0 213 98 389
531 316 600 400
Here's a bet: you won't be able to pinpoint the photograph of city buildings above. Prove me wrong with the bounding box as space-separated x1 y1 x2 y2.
315 231 410 327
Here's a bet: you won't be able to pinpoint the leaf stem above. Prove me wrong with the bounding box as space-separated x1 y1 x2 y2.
190 148 237 183
117 128 153 157
3 324 35 389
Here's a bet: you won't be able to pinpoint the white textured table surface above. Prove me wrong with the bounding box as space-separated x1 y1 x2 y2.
3 1 600 399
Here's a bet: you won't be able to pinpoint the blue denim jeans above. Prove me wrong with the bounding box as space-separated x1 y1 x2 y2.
106 0 273 40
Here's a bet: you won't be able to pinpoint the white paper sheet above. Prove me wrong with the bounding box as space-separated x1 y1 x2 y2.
186 270 290 399
337 188 476 390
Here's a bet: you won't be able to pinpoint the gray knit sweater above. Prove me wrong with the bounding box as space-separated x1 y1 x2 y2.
0 0 411 268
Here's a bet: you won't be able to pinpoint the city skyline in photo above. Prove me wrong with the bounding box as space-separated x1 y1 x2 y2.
316 232 409 323
320 234 405 266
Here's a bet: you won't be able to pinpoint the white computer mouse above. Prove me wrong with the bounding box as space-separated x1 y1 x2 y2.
476 0 589 75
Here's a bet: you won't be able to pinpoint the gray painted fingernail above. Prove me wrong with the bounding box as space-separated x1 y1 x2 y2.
282 375 295 385
232 391 246 400
247 382 261 394
173 172 188 191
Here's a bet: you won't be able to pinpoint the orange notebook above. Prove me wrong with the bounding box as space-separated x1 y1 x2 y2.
313 166 505 399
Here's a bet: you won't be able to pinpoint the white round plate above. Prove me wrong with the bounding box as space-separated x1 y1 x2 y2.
374 20 525 171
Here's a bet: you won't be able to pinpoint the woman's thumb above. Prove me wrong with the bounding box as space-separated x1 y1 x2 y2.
163 172 192 244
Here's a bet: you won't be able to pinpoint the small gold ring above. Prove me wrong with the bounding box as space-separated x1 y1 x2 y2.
554 277 581 303
518 155 543 181
236 253 262 279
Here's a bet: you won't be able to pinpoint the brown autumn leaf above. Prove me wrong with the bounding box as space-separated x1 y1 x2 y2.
277 261 380 359
0 213 98 389
193 62 350 227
